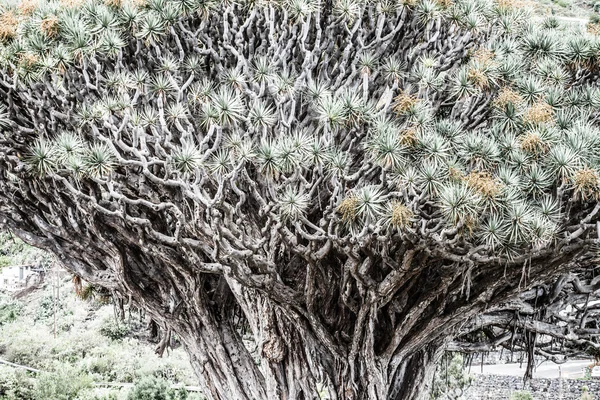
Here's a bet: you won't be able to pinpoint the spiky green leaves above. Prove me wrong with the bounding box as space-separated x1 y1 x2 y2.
314 97 346 131
5 0 600 265
285 0 318 20
171 143 202 174
136 12 166 42
148 74 176 97
278 187 310 221
333 0 361 23
365 127 405 170
254 133 318 178
255 140 279 178
248 101 277 129
210 87 246 126
338 186 385 225
99 30 125 57
438 183 482 226
83 144 116 178
25 132 119 179
26 139 57 177
54 132 85 164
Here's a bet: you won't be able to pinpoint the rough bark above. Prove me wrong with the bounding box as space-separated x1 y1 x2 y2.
1 204 591 399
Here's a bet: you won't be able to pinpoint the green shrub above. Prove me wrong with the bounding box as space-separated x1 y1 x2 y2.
0 365 36 400
1 328 50 370
87 394 119 400
126 376 188 400
581 385 594 400
0 255 12 268
0 232 49 267
510 391 534 400
34 292 66 322
431 353 473 399
0 298 22 326
75 388 125 400
100 318 131 341
34 365 93 400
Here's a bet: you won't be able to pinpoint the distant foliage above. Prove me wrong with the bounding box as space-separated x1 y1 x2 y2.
0 282 197 399
0 231 49 268
34 291 68 322
0 295 22 325
126 376 188 400
510 391 534 400
581 385 594 400
431 353 473 399
100 318 131 341
0 365 36 400
34 365 93 400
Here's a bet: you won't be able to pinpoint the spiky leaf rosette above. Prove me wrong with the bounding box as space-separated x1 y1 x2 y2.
1 1 600 399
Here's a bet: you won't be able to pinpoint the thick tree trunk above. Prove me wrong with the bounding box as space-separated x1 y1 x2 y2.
390 346 442 400
177 314 443 400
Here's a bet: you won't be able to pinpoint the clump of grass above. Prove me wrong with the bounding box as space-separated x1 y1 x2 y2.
494 87 524 108
392 91 419 115
463 171 501 199
523 102 553 125
519 131 549 154
390 202 414 228
572 168 599 200
0 11 19 42
338 196 359 223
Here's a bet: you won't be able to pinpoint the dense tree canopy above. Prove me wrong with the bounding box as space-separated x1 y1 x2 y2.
1 0 600 399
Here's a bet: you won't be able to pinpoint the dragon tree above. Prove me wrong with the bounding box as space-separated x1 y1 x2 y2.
1 0 600 398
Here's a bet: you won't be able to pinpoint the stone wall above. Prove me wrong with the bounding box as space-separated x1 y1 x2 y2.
465 375 600 399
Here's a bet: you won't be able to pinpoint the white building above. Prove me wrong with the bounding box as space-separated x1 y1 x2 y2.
0 264 38 291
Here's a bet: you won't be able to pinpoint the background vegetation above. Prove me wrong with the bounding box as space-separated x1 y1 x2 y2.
0 234 201 400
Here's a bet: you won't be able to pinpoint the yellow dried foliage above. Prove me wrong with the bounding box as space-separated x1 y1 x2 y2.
472 48 495 65
105 0 123 7
392 91 419 115
572 168 600 201
17 0 37 15
493 87 523 108
519 131 548 154
60 0 85 8
338 196 359 223
496 0 531 9
523 102 553 125
448 166 464 181
40 16 59 37
18 53 39 69
390 202 413 228
588 22 600 36
0 11 18 42
399 127 418 146
468 67 489 89
436 0 453 8
463 171 501 198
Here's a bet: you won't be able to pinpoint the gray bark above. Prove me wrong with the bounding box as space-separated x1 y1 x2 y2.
1 2 599 398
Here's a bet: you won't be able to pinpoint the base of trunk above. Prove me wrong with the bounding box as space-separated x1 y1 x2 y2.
178 318 442 400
